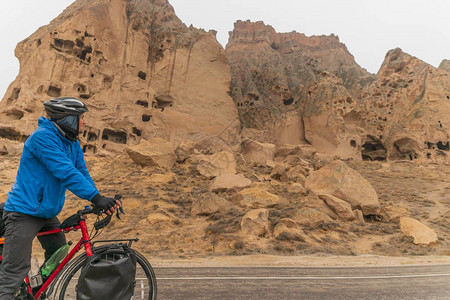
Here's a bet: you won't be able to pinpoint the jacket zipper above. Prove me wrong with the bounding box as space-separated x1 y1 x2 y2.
36 197 43 213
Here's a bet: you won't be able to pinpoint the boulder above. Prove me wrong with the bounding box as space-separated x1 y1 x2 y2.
196 151 236 178
193 135 234 155
285 165 308 183
238 187 285 208
353 209 365 223
287 183 307 194
210 174 251 192
175 140 197 163
383 206 410 223
270 163 290 181
275 144 303 158
292 207 333 226
240 139 276 165
240 209 270 236
126 138 176 168
191 196 231 216
273 218 304 239
400 217 438 245
305 161 380 215
299 193 339 219
318 194 355 221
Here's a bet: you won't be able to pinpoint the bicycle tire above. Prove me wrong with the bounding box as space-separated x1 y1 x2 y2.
51 247 156 300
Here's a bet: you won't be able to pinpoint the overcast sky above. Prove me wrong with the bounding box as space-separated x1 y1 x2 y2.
1 0 449 100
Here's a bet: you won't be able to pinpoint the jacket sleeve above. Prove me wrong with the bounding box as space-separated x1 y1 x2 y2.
29 131 98 201
74 141 99 195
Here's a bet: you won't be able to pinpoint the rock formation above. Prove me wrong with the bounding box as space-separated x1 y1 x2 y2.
226 21 450 163
356 49 450 163
0 0 240 152
226 20 375 152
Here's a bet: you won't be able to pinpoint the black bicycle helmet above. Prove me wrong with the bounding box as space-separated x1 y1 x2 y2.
44 97 88 120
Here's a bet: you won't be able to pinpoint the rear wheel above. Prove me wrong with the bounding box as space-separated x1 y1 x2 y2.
51 247 156 300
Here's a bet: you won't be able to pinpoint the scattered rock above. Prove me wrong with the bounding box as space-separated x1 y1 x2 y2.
292 207 333 226
399 217 438 245
238 187 285 208
383 206 410 223
126 138 176 168
240 208 270 236
318 194 355 221
175 140 197 163
353 209 365 223
273 218 303 239
196 151 236 178
305 161 381 215
275 144 302 158
210 174 252 192
287 183 307 194
285 165 308 183
193 136 234 155
299 193 339 219
191 196 231 216
240 139 276 165
270 163 290 181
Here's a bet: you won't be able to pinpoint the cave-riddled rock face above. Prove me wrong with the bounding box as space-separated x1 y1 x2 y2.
0 0 239 152
226 20 375 158
226 21 450 162
357 49 450 163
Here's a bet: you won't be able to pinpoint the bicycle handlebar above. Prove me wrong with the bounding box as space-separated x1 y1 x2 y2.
76 194 124 230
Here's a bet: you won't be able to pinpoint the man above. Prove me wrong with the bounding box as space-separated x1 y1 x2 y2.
0 97 120 299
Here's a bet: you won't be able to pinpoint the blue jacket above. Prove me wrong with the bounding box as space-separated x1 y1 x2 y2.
5 117 99 218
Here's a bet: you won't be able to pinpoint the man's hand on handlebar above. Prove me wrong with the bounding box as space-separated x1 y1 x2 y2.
91 194 123 215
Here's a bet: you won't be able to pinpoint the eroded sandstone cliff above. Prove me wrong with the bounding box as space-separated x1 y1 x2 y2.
0 0 239 152
226 21 449 163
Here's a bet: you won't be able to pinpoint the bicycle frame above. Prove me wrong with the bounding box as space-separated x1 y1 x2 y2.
0 214 94 300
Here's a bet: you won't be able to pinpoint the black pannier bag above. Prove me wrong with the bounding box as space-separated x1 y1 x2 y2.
76 246 137 300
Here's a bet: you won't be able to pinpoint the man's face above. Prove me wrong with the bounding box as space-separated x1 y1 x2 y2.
79 114 86 134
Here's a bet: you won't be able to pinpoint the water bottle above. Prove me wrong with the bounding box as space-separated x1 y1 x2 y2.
40 243 70 277
28 255 43 288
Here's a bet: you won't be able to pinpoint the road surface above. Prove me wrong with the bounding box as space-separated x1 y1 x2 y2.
154 264 450 299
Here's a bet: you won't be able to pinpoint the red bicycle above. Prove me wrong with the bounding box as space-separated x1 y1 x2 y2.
0 195 157 300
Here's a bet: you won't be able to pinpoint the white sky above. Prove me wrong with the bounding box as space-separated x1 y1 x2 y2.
1 0 449 100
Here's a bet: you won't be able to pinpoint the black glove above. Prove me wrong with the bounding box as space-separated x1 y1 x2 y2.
91 194 116 211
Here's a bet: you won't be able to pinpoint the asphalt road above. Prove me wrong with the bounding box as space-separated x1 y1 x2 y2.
153 264 450 300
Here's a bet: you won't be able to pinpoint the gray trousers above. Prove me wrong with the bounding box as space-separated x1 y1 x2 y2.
0 211 66 299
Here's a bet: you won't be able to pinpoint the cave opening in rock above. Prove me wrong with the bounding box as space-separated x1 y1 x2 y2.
350 140 357 148
87 132 98 142
47 85 61 97
101 129 127 144
437 141 449 151
138 71 147 80
361 135 386 161
142 114 151 122
136 100 149 108
283 98 294 105
0 127 26 141
132 127 142 136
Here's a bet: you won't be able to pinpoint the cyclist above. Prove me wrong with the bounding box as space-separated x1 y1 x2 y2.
0 97 121 299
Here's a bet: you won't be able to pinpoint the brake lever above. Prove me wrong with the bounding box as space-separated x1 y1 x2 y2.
114 194 125 220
